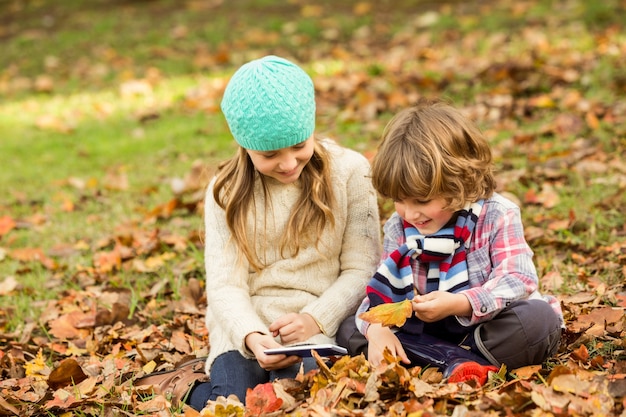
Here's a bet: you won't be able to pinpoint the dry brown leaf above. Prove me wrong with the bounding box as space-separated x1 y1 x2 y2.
47 358 88 390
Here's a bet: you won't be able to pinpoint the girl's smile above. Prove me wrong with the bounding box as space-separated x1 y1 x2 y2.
278 167 300 178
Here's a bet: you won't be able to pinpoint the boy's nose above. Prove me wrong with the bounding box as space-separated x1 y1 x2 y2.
405 206 423 223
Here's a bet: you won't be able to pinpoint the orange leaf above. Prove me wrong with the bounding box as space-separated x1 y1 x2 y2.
0 215 16 236
245 382 283 415
48 315 83 339
585 111 600 130
512 364 542 380
10 247 45 262
570 344 589 362
93 249 122 273
9 247 58 270
358 299 413 327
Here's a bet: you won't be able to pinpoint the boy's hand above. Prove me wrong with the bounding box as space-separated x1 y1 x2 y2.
366 323 410 366
412 291 471 322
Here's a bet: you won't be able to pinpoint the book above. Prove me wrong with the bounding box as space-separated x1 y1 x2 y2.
264 343 348 357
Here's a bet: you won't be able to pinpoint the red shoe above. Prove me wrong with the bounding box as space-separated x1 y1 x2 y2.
447 361 499 386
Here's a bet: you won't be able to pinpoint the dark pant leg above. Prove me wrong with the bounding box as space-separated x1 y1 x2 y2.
473 299 562 369
188 381 212 411
187 352 320 410
207 351 269 403
336 314 368 357
396 331 492 376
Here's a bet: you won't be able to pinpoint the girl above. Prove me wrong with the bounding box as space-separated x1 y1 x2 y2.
137 56 381 409
342 98 563 386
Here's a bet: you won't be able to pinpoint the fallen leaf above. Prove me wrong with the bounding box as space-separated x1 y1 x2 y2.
512 365 542 380
0 396 20 415
358 299 413 327
0 215 16 236
570 345 589 363
9 247 58 269
0 276 19 295
47 358 88 390
44 388 80 410
24 350 51 380
245 382 283 414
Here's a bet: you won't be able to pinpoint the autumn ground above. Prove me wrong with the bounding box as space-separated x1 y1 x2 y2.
0 0 625 415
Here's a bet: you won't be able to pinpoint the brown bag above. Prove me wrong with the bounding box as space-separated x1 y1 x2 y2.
135 357 209 406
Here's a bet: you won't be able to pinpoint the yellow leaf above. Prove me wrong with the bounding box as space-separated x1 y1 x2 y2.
143 360 157 374
25 350 50 380
358 299 413 327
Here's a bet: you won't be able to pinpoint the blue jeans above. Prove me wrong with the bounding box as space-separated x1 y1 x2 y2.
187 350 317 411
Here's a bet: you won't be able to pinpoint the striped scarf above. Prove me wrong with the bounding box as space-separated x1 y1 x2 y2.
366 200 484 309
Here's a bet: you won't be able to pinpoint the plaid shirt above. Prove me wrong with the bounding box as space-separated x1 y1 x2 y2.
357 193 564 334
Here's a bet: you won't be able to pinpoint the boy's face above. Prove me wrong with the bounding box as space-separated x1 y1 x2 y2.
394 197 455 235
246 135 315 184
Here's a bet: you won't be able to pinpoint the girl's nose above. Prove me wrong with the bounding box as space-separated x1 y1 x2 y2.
278 155 298 171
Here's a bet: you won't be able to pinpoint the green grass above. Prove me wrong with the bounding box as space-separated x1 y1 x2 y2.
0 89 229 197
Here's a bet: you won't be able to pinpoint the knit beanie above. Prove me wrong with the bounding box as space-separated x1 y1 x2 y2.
220 55 316 151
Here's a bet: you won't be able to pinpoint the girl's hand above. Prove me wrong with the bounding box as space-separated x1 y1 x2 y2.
245 332 301 371
412 291 471 322
366 324 410 366
269 313 321 345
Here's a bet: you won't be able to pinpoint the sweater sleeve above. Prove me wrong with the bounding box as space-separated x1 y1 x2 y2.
300 149 381 337
355 213 404 335
204 180 269 355
458 200 540 326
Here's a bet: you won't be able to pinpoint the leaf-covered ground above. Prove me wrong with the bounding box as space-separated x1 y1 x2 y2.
1 0 625 416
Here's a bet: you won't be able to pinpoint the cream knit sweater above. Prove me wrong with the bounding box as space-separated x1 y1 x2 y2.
203 140 381 370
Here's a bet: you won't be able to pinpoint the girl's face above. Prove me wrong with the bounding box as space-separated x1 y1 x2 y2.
246 135 315 184
394 197 455 235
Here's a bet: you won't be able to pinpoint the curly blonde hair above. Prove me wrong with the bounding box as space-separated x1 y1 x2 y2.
212 139 336 271
371 98 496 211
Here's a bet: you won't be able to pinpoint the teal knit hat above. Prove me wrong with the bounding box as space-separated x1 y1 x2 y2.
220 55 316 151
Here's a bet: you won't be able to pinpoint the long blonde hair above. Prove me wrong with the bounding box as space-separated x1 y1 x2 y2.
212 139 336 271
372 98 496 211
